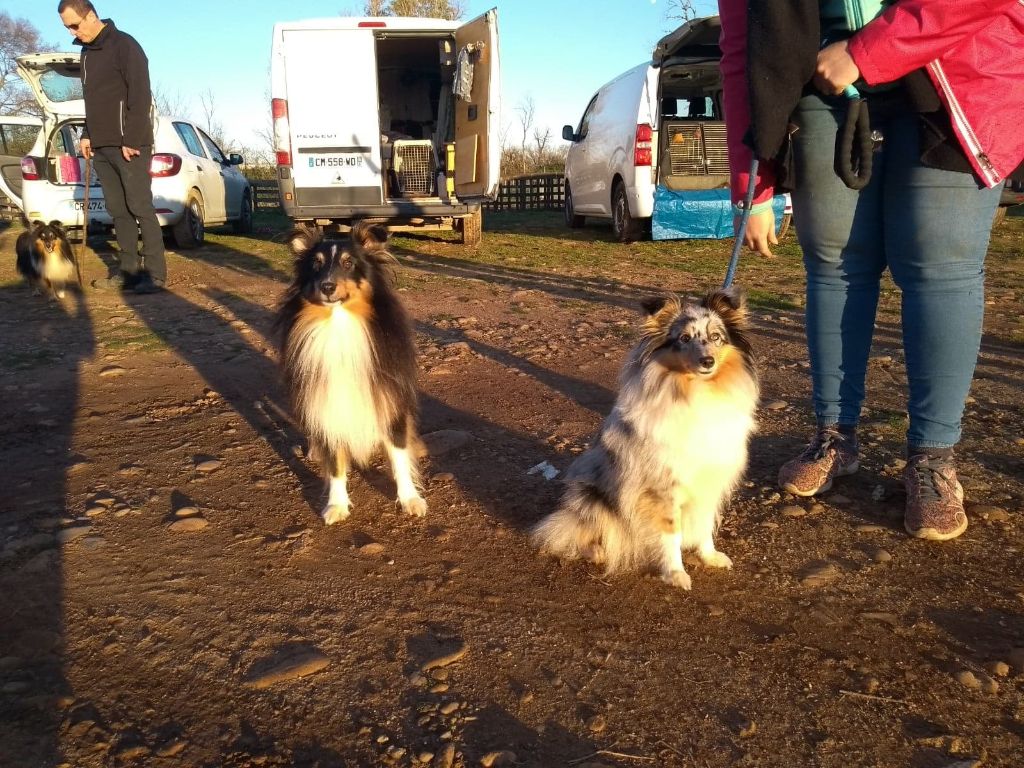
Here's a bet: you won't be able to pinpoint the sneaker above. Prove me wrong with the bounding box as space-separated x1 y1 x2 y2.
778 427 859 496
132 273 166 294
903 454 967 541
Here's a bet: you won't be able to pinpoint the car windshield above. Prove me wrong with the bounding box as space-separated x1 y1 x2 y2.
39 69 83 103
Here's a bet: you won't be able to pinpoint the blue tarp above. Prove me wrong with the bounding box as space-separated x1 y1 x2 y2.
651 186 787 241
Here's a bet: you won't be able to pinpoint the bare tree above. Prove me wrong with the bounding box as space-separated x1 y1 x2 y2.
0 11 54 116
665 0 698 23
362 0 465 19
197 88 227 147
516 96 535 154
152 84 190 120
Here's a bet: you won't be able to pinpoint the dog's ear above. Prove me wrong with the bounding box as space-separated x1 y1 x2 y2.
351 221 389 250
641 296 670 316
47 220 66 236
288 225 321 255
703 287 748 317
31 219 46 234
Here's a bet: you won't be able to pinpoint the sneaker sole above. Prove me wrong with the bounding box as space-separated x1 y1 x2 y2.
905 517 968 542
780 460 860 497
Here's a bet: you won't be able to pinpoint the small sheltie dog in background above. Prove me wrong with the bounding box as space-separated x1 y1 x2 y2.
15 219 76 299
532 289 759 590
274 221 427 524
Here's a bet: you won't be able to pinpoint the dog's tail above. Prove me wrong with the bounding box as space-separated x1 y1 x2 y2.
531 487 639 574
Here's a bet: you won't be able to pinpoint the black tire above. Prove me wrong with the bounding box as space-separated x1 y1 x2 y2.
172 192 205 249
993 206 1007 226
611 182 640 243
564 182 584 228
232 191 254 234
460 207 482 246
777 212 792 240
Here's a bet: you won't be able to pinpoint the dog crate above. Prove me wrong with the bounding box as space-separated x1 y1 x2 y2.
391 139 436 197
663 121 729 176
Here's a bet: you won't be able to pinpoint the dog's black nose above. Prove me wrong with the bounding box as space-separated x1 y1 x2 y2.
320 281 336 295
699 356 715 369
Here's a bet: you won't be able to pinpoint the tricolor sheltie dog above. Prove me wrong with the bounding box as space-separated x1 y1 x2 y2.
15 219 76 299
532 289 759 589
274 222 427 524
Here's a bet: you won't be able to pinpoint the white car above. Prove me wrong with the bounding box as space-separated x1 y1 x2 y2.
0 114 42 217
15 52 253 248
562 15 791 242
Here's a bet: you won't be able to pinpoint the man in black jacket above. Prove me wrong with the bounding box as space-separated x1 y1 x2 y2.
58 0 166 294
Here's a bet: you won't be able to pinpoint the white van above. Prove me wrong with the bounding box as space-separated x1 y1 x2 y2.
270 10 500 245
562 15 791 242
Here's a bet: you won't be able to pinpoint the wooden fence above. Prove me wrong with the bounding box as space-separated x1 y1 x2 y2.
246 173 565 213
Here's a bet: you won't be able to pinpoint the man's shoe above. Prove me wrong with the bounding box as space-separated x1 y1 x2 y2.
132 273 166 294
904 454 967 541
778 427 859 496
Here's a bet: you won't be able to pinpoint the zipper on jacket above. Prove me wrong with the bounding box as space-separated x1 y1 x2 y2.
928 61 1001 187
119 100 124 140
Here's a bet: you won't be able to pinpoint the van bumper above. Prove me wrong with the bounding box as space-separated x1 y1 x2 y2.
627 173 655 219
279 177 476 220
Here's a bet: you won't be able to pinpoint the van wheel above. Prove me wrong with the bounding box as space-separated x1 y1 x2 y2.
172 192 205 249
460 208 482 246
777 213 792 240
233 192 254 234
564 183 584 228
612 182 640 243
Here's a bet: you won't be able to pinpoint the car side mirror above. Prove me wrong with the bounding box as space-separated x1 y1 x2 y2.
228 153 244 165
562 125 577 142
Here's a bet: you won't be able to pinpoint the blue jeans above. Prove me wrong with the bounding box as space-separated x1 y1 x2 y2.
790 93 1001 450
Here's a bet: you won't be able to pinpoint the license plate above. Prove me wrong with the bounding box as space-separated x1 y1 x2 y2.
73 200 105 211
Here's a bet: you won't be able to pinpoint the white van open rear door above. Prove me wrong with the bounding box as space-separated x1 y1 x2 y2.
281 28 384 208
453 9 500 202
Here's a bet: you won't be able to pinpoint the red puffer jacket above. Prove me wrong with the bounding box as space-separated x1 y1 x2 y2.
720 0 1024 205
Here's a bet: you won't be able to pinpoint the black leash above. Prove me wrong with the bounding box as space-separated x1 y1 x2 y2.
834 85 873 190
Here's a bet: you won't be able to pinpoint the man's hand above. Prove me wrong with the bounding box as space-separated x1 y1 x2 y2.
735 208 778 258
80 137 93 159
815 40 861 95
122 146 140 162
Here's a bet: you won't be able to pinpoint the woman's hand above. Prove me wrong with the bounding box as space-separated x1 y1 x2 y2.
815 40 861 95
735 208 778 258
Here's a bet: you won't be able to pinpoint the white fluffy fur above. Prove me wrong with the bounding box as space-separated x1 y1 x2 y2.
286 303 385 465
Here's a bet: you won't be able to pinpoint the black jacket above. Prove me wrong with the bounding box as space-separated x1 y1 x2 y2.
77 19 153 149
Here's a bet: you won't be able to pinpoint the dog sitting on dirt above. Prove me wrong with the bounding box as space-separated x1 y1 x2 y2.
15 219 76 299
531 289 759 589
274 222 428 524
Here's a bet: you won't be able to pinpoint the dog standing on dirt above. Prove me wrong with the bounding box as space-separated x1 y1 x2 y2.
274 222 428 524
15 219 76 299
532 289 759 589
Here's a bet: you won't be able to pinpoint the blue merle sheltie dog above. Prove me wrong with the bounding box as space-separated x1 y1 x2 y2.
274 222 427 524
16 219 76 299
532 289 759 590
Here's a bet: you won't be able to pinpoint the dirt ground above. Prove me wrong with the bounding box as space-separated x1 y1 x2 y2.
1 211 1023 768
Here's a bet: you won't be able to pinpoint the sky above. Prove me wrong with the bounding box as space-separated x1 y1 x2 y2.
6 0 718 156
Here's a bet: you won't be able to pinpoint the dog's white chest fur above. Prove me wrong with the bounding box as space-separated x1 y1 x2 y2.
290 304 383 463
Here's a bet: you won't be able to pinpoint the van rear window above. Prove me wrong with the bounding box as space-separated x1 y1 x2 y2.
39 70 83 104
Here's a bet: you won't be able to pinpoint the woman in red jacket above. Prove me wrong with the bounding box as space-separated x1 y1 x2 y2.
719 0 1024 540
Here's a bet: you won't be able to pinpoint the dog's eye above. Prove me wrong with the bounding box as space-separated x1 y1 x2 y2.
342 258 353 270
711 332 723 343
680 333 692 343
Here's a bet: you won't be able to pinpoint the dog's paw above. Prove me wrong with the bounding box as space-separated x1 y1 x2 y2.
581 541 606 565
400 496 428 518
321 503 351 525
661 569 692 590
700 550 733 569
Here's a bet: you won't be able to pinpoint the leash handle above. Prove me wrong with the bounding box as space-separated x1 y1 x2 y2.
724 156 759 289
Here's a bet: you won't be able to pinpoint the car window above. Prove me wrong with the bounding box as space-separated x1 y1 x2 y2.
0 123 39 155
576 94 599 140
38 69 83 103
197 129 227 164
173 122 206 158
